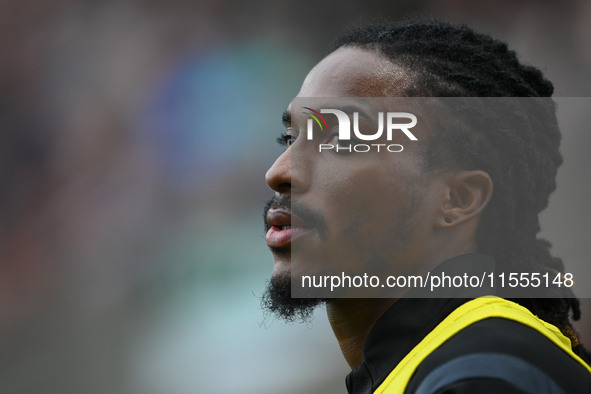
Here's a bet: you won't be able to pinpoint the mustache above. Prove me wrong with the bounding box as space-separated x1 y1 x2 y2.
263 195 327 236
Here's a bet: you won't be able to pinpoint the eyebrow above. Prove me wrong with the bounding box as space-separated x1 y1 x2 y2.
302 105 374 120
335 105 373 122
281 103 375 128
282 109 291 126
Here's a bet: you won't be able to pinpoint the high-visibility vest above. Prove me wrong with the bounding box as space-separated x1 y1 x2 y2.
374 296 591 393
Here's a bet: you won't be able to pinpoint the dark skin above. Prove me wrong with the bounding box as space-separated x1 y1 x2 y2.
265 47 493 369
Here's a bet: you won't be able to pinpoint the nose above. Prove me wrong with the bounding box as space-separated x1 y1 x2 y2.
265 148 308 194
265 149 291 194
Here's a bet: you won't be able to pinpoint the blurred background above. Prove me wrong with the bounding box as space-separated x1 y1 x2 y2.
0 1 590 393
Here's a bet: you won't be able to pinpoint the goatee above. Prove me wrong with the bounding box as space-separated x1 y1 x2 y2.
261 273 324 323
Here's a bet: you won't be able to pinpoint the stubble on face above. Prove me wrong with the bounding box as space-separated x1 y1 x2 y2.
261 189 420 322
262 196 325 323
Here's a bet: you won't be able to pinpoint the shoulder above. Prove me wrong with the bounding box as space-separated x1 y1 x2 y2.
404 317 591 394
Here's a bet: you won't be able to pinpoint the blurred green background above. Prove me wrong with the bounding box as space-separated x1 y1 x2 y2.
1 1 590 393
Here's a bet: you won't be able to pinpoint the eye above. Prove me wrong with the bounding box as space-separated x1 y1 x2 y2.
277 132 296 147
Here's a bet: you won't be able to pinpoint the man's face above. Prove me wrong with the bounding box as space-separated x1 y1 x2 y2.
263 47 448 317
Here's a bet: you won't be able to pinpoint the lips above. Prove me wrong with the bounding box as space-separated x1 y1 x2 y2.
265 209 312 248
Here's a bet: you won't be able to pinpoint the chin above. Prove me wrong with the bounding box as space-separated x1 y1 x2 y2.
271 255 291 276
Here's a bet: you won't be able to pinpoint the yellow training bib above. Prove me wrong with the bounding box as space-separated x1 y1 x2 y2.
374 296 591 393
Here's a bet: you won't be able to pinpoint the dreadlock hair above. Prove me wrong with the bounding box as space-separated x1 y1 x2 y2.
334 20 583 347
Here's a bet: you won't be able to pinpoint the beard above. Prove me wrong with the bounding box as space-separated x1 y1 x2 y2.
262 195 326 323
260 183 421 322
261 273 325 323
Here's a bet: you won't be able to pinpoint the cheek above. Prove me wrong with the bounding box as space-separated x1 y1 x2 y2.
319 163 416 239
312 166 419 278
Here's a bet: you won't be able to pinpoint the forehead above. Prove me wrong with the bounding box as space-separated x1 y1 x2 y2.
296 47 413 98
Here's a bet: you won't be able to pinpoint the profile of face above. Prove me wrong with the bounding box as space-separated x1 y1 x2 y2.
262 47 459 320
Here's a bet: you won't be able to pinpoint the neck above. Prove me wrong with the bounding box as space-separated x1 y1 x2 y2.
326 298 397 369
326 243 479 369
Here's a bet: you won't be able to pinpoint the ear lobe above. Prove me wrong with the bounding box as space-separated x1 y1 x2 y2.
438 170 493 228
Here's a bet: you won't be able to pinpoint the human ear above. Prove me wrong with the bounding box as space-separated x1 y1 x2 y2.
437 170 493 228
